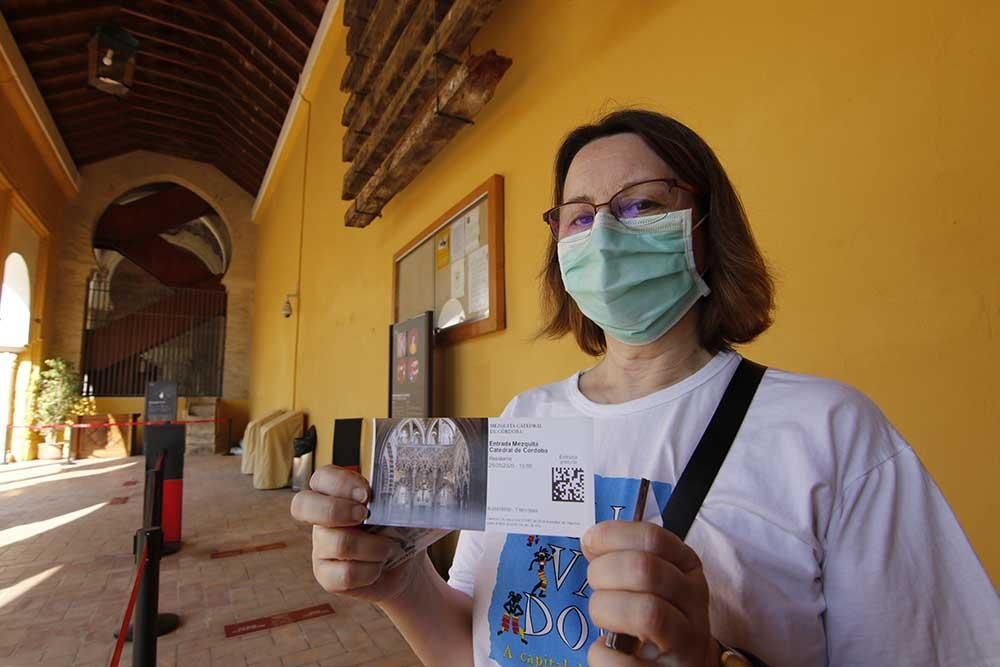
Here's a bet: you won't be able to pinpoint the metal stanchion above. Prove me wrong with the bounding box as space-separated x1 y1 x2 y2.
131 526 162 666
113 452 180 650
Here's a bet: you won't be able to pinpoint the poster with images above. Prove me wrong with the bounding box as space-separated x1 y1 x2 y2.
389 311 433 418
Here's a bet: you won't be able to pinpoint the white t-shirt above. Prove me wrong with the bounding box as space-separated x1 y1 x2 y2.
448 351 1000 666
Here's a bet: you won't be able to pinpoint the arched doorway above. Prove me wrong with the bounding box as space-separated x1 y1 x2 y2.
82 183 229 397
0 253 32 463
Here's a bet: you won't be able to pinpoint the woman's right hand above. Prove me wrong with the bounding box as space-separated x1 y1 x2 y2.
291 465 414 604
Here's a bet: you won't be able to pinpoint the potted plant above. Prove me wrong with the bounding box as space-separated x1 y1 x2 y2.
33 358 82 460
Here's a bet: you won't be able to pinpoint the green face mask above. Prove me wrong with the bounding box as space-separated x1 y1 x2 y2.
557 209 710 346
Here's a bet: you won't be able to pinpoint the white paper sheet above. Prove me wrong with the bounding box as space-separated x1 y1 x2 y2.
450 218 466 261
450 260 465 299
468 245 489 314
464 208 481 253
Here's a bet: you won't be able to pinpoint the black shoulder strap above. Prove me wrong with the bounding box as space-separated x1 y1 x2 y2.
661 358 767 540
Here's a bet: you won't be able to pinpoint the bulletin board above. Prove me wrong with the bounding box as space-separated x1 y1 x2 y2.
392 175 505 345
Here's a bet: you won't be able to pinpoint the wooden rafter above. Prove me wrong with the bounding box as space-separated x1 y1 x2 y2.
346 50 512 228
3 0 329 194
127 28 293 112
253 0 317 46
133 2 300 90
339 0 418 92
343 0 501 199
341 0 441 131
244 0 310 53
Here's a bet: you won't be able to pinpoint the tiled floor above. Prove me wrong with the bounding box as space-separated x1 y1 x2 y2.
0 455 423 666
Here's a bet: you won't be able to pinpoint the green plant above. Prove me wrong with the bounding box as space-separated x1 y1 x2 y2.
34 358 82 443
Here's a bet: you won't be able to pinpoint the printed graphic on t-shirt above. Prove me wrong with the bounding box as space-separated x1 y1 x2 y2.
486 475 672 665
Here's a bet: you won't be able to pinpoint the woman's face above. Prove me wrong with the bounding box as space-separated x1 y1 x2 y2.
562 133 705 270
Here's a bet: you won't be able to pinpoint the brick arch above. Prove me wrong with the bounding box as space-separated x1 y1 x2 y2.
50 150 257 399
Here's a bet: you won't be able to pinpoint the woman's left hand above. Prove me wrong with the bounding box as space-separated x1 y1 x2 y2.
582 520 720 666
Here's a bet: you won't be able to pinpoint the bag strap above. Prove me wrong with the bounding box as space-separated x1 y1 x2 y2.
661 358 767 539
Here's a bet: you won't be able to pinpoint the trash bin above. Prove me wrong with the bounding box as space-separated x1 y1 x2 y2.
291 425 317 492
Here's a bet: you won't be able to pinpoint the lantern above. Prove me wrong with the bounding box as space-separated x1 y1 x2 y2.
87 24 139 96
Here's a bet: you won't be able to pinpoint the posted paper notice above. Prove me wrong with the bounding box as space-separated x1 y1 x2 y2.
468 245 489 314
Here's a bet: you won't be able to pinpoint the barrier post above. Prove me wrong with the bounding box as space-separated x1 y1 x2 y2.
132 526 162 666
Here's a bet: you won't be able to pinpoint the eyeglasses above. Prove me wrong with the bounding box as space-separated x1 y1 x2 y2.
542 178 698 240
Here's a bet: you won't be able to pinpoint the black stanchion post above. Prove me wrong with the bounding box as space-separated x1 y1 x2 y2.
132 526 161 667
114 452 180 645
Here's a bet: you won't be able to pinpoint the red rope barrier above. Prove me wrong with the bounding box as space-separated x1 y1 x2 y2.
109 542 149 667
7 417 230 431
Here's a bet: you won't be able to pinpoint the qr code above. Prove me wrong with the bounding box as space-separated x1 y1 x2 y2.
551 467 585 503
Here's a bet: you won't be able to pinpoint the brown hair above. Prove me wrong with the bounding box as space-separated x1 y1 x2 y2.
540 109 774 355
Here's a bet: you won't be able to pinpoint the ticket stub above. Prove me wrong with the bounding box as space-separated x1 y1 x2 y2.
365 418 594 538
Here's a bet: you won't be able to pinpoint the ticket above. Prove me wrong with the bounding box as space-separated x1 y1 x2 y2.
365 417 595 538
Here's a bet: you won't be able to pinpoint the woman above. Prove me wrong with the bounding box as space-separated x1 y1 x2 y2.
291 110 999 666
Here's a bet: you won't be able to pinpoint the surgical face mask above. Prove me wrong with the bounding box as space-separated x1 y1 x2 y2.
557 208 710 346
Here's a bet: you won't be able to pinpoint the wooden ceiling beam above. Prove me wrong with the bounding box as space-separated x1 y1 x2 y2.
130 119 269 171
49 95 122 116
130 81 281 142
64 126 131 149
296 0 328 26
129 130 263 191
119 7 220 48
212 0 309 68
128 88 279 146
343 0 501 198
346 50 511 227
340 0 419 93
27 51 87 76
11 31 91 58
243 0 311 53
241 0 317 49
45 86 92 104
133 62 287 129
341 0 441 132
124 27 294 109
129 2 300 91
58 107 130 133
35 69 88 90
76 143 137 166
7 6 120 43
133 43 290 118
131 78 214 106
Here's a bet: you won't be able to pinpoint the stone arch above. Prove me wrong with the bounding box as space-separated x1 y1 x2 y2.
50 150 257 399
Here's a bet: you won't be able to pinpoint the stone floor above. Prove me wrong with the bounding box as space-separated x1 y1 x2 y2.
0 455 423 666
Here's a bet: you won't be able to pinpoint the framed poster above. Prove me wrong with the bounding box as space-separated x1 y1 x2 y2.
388 311 434 418
392 175 505 345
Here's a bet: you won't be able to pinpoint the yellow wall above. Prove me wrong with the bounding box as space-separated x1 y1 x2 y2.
251 0 1000 581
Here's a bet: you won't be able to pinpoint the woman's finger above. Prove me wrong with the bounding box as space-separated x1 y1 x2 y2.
291 489 368 527
312 558 384 593
312 526 402 563
588 589 692 656
587 550 701 620
582 521 701 573
309 465 371 503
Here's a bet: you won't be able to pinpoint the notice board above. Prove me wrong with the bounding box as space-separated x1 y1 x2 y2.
393 175 505 345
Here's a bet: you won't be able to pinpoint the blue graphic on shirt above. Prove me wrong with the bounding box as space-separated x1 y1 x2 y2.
487 475 672 664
